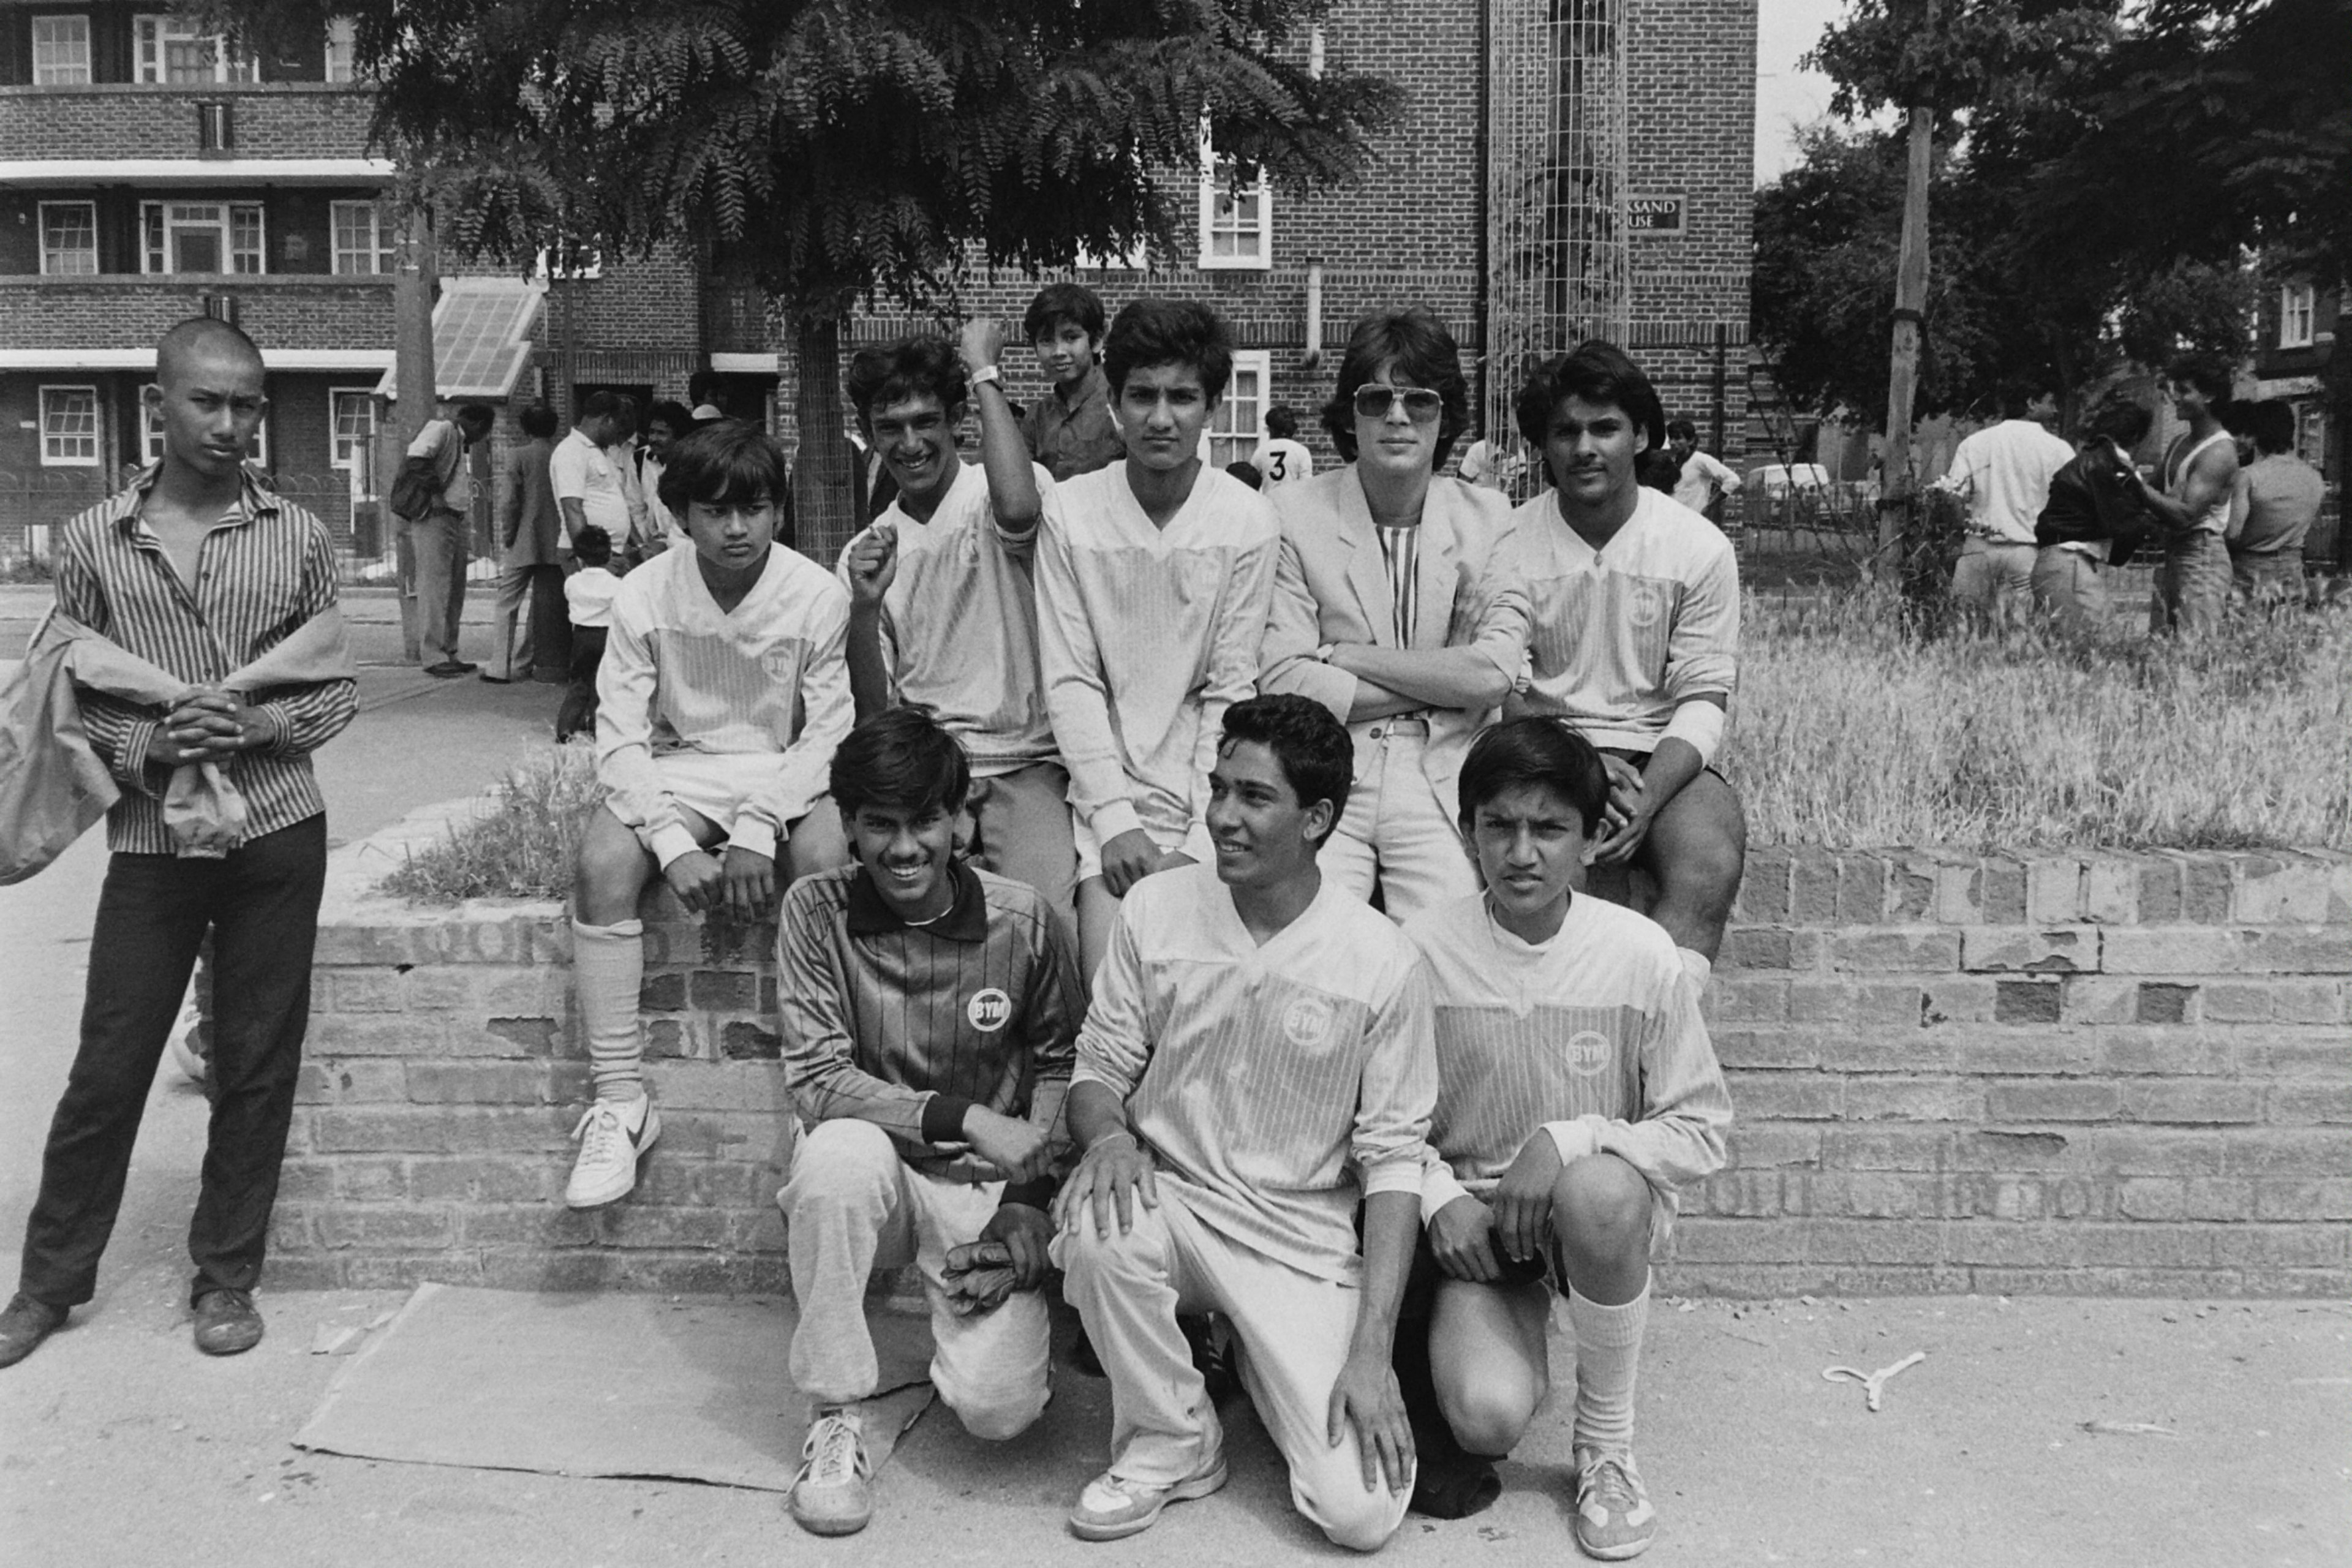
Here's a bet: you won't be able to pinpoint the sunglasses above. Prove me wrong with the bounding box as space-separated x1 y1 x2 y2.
1353 385 1444 422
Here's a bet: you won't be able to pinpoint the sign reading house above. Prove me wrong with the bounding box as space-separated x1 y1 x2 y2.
1627 194 1686 236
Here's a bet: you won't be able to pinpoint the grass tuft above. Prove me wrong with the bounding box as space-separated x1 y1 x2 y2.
375 741 601 903
1726 588 2352 850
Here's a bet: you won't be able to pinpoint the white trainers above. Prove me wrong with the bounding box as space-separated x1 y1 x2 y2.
1068 1452 1229 1542
1573 1447 1658 1559
789 1409 873 1536
564 1094 660 1208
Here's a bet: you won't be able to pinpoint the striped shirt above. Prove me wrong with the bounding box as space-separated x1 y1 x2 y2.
595 541 852 866
1074 862 1438 1285
1403 892 1732 1222
50 467 357 854
835 458 1059 776
1506 486 1739 755
1376 522 1420 649
778 863 1083 1204
1038 462 1279 846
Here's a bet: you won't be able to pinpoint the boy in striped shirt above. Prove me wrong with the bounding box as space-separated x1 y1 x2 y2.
775 709 1084 1537
3 318 357 1368
1504 342 1746 997
1038 298 1280 982
1054 695 1432 1550
1399 718 1731 1558
564 421 853 1209
839 325 1076 936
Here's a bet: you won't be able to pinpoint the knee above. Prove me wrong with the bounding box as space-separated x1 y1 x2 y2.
1439 1374 1540 1458
947 1381 1047 1442
1057 1209 1165 1295
573 815 650 918
781 1120 899 1210
1657 814 1744 916
1550 1156 1652 1258
1304 1479 1405 1554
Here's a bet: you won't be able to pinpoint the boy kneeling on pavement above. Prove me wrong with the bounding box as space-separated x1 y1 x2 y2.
1398 717 1732 1559
776 708 1086 1536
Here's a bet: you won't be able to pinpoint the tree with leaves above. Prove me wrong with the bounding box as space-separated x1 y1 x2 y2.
202 0 1401 532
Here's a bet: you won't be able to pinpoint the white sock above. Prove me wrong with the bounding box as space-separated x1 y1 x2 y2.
571 917 647 1101
1676 946 1713 995
1567 1281 1649 1457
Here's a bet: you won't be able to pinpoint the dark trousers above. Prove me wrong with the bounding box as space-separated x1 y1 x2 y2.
18 815 329 1309
555 624 606 742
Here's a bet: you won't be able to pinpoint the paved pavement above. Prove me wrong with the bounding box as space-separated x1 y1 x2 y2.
2 585 2349 1566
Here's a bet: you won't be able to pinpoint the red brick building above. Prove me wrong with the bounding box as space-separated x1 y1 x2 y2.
1 0 1757 564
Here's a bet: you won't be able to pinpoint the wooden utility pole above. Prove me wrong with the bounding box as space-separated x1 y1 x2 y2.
1876 0 1935 584
387 206 437 661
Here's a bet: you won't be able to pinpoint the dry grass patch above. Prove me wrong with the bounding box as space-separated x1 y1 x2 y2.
1727 589 2352 850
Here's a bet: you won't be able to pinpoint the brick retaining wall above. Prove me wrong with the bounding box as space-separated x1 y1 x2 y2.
273 816 2352 1297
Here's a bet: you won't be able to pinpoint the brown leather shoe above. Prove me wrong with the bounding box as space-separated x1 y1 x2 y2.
0 1292 67 1368
192 1288 264 1356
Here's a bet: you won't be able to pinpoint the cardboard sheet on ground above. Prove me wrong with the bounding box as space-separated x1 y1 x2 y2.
294 1283 935 1491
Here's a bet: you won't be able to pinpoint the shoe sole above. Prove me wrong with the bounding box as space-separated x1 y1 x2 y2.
0 1322 62 1369
1575 1534 1655 1561
564 1104 662 1208
1068 1460 1229 1542
789 1501 873 1537
195 1327 263 1356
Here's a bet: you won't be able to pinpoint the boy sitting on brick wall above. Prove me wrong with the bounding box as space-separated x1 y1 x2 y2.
1399 717 1731 1559
564 421 853 1209
775 708 1084 1537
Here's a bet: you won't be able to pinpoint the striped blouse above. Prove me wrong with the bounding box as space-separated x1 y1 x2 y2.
50 468 357 854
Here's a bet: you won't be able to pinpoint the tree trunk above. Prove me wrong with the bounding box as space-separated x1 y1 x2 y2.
791 312 859 563
1877 89 1933 590
390 206 438 663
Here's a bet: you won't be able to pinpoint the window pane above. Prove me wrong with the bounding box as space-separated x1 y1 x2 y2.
42 388 100 464
325 18 357 82
232 206 265 273
143 204 165 273
40 205 97 275
32 15 93 84
331 391 375 469
176 228 222 273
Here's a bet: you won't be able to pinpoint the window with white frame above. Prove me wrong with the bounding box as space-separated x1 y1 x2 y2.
331 201 394 274
134 13 256 83
32 15 93 83
323 17 358 82
141 201 266 274
329 389 375 472
1206 350 1270 469
40 386 100 466
143 395 269 466
1197 127 1272 270
38 202 99 275
2279 284 2316 349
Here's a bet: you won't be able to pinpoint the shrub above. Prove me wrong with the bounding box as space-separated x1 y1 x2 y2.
375 741 601 903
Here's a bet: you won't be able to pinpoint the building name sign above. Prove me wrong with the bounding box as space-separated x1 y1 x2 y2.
1627 194 1686 236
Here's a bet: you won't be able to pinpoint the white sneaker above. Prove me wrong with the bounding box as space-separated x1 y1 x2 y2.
789 1409 873 1536
1068 1452 1229 1542
564 1095 660 1207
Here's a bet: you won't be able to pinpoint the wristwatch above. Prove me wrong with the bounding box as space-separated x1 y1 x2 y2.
969 364 1003 391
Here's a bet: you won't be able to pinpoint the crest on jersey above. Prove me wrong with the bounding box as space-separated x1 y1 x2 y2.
1567 1030 1611 1076
967 988 1012 1033
1625 583 1666 630
1282 994 1335 1049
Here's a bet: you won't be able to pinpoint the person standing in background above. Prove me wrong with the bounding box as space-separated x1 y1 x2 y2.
2131 355 2240 635
1932 385 2075 631
1252 405 1314 488
551 393 633 556
1664 420 1740 526
484 404 568 684
407 402 495 676
1019 282 1124 482
2228 401 2323 606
